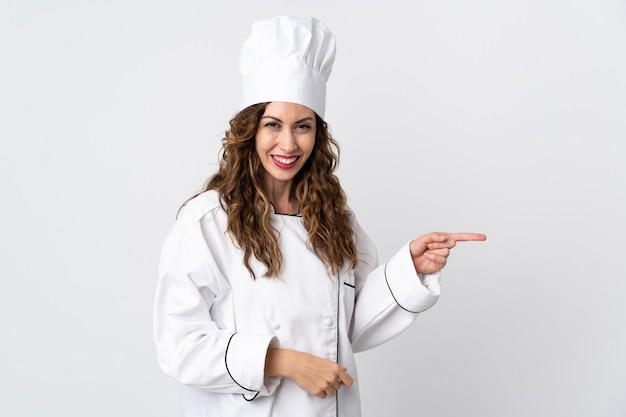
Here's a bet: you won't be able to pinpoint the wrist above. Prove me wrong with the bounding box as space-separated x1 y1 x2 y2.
265 348 295 378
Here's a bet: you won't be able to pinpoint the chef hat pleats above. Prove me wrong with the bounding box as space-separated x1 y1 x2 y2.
239 16 336 118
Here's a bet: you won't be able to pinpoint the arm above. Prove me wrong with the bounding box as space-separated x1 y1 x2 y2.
264 348 353 399
348 215 486 352
349 237 442 353
153 209 280 397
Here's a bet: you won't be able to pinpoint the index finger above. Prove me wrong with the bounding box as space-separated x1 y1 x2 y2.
445 233 487 242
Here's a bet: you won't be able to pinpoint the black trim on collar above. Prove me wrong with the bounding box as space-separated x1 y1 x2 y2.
269 202 302 217
274 211 302 217
343 282 355 289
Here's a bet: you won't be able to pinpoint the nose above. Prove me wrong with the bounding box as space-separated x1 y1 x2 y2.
278 129 298 153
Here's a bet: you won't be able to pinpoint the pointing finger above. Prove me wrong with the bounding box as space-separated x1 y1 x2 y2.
445 233 487 242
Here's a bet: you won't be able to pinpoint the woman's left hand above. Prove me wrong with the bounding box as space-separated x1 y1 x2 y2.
409 232 486 275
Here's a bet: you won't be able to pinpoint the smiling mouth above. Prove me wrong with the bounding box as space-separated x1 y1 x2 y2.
271 155 300 169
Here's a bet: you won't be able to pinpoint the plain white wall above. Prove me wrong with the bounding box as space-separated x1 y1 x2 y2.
2 1 625 416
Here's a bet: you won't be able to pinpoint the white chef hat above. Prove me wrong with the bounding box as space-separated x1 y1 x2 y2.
239 16 336 118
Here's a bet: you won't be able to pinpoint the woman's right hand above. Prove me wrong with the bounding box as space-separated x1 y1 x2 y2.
265 348 353 398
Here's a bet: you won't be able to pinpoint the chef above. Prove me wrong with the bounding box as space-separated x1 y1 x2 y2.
154 16 486 417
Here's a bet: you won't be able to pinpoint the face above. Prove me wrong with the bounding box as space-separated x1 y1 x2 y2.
255 102 316 188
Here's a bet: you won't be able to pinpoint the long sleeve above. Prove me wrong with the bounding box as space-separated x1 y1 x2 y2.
153 205 280 397
348 216 441 353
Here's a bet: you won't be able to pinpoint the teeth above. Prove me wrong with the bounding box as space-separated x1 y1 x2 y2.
274 156 298 164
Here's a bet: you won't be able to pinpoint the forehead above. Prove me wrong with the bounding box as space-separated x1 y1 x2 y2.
263 102 315 119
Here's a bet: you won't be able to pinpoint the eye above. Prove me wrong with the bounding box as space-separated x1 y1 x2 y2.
296 124 311 130
264 122 280 128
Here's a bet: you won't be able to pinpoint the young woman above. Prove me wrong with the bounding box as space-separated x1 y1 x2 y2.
154 16 486 417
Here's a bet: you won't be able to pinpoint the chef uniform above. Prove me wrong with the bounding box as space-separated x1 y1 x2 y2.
154 16 442 417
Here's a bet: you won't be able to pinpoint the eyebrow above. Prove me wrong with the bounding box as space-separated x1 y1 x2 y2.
261 115 314 124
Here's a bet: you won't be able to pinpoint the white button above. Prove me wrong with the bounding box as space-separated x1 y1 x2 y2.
271 323 280 330
323 318 333 327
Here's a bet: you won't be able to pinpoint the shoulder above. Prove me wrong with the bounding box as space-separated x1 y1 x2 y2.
176 190 224 225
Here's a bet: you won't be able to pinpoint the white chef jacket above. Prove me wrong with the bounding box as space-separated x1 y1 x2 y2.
154 190 441 417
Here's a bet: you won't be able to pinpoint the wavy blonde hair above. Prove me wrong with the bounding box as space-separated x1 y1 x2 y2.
193 103 358 278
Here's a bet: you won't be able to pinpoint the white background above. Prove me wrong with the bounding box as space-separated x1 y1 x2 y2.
2 1 625 416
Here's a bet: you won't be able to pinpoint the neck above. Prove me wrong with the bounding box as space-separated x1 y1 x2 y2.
263 177 298 215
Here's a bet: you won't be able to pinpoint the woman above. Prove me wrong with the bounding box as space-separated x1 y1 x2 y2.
154 16 485 417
